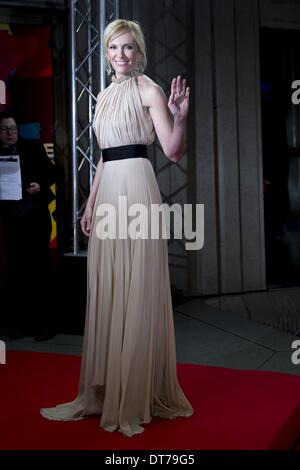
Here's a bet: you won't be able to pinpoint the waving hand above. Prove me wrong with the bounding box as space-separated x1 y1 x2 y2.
168 75 190 120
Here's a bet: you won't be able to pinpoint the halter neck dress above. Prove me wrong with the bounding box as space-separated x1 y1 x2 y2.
41 73 193 437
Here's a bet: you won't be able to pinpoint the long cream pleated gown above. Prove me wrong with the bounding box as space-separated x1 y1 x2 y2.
41 73 193 437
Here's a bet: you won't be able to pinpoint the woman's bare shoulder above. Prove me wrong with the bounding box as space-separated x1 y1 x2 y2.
137 74 165 107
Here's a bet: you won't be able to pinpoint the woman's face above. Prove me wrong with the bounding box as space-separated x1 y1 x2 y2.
0 117 18 147
106 31 140 76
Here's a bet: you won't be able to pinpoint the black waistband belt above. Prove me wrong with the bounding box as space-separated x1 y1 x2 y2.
102 144 148 163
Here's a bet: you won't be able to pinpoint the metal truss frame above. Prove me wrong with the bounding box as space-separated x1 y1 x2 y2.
69 0 119 253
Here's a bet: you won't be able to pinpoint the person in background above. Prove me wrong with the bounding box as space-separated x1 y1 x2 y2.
0 111 56 341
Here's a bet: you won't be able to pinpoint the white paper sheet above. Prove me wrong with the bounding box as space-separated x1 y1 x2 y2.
0 155 22 200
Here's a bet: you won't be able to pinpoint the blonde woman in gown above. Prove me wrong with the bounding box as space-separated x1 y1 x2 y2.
41 19 193 437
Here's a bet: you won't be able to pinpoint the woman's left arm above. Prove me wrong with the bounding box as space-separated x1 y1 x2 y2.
148 75 190 162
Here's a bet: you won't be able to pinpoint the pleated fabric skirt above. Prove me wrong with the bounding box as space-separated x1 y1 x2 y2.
41 157 193 437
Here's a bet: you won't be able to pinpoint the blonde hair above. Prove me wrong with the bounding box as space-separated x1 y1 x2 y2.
103 19 147 72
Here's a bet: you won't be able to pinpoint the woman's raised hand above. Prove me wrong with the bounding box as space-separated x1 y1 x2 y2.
168 75 190 121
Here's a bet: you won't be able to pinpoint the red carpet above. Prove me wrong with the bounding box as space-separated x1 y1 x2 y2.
1 350 300 450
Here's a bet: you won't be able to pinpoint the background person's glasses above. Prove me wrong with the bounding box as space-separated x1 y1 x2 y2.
0 126 17 133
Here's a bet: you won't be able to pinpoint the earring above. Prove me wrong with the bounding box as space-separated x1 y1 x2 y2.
136 61 144 74
106 62 112 75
